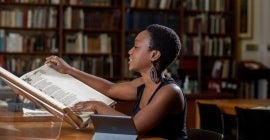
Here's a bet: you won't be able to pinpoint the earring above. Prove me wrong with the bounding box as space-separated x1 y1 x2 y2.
150 65 159 84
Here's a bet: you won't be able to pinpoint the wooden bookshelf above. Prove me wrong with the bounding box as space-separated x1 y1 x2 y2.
181 0 239 94
0 0 239 96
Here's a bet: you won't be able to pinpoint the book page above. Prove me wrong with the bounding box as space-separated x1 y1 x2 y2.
20 64 115 108
0 66 66 109
23 108 53 116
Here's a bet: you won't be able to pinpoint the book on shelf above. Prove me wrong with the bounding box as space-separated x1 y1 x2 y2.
184 0 227 11
0 64 116 129
65 32 83 53
129 0 178 9
0 29 5 51
0 7 57 28
221 59 230 79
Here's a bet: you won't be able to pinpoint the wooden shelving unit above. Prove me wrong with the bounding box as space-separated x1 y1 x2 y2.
181 0 238 94
0 0 239 96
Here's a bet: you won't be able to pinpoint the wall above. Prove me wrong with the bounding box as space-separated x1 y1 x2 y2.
240 0 270 67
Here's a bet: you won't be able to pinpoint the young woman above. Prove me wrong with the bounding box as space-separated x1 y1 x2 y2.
45 24 187 140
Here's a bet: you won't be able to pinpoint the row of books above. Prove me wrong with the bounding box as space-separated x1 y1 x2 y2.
183 35 232 57
0 0 60 4
63 0 112 6
127 0 180 9
0 0 116 6
0 55 44 76
64 7 121 30
125 11 179 30
0 7 57 28
63 56 116 78
183 59 232 79
184 14 230 34
65 32 113 54
182 77 238 94
182 59 237 93
204 60 236 93
64 7 84 29
184 0 231 12
211 59 230 79
208 59 237 93
0 30 58 53
207 79 237 93
0 30 121 54
0 55 118 79
238 80 269 99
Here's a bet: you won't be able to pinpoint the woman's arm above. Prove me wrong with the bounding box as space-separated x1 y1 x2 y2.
45 56 142 100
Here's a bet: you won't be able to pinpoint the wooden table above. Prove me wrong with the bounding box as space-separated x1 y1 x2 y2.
0 93 165 140
195 99 270 128
0 121 165 140
0 110 165 140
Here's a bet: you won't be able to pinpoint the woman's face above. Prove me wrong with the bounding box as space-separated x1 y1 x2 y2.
128 30 152 73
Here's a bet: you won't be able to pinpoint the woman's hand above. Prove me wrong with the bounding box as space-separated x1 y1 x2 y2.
71 101 125 116
71 101 101 113
45 55 72 74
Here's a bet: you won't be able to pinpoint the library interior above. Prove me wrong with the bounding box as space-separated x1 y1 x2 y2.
0 0 270 140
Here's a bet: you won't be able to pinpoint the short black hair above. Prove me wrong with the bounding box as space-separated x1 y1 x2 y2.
146 24 181 71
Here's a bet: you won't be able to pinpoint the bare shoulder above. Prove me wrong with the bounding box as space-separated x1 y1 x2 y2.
160 83 183 98
154 83 185 108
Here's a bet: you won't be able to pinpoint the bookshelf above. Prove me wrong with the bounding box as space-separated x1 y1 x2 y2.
0 1 60 77
60 0 123 80
181 0 238 94
0 0 239 95
0 0 123 80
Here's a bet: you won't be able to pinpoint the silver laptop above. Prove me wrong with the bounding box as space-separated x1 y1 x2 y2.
90 114 138 140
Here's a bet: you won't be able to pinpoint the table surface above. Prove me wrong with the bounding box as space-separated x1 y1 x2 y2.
0 121 166 140
0 108 165 140
195 99 270 128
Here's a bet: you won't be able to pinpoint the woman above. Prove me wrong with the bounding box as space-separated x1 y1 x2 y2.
45 24 187 140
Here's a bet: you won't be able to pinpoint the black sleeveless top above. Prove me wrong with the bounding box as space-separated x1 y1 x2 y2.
131 77 187 140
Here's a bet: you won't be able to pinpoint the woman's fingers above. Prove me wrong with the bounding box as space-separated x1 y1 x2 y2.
72 101 94 112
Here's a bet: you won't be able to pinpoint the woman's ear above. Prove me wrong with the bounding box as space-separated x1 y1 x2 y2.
151 50 161 61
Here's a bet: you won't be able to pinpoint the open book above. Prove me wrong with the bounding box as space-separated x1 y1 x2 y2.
0 64 116 129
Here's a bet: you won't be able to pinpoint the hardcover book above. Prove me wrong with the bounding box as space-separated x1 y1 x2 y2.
0 64 116 129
